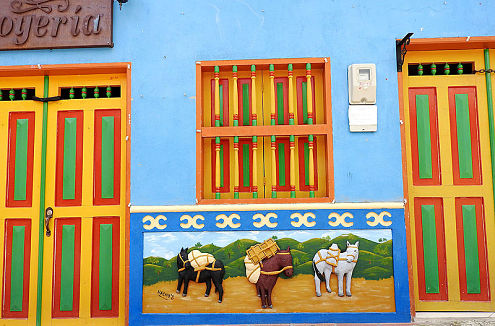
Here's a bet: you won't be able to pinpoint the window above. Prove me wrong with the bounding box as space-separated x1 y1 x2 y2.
196 58 334 203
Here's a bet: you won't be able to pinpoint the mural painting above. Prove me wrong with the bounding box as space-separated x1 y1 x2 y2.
142 230 394 313
130 208 410 324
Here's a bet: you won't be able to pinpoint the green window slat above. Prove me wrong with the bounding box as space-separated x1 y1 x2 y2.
242 144 250 187
101 116 115 199
278 143 286 186
304 143 310 186
99 224 113 311
302 81 308 124
242 84 250 126
461 205 481 294
219 144 224 188
219 84 223 127
10 225 25 312
60 225 75 311
416 95 433 179
421 205 440 293
63 118 77 200
14 119 29 201
455 94 474 179
277 83 284 125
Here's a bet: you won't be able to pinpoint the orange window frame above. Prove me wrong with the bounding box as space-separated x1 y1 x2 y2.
196 58 334 204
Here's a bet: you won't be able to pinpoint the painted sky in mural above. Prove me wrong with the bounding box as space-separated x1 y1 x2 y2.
143 229 392 259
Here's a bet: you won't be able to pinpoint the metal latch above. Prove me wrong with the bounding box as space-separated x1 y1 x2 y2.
32 96 62 102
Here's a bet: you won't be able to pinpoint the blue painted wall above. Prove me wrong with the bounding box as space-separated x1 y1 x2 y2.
1 0 494 205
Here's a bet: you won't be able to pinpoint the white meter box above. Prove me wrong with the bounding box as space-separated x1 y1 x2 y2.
349 105 377 132
348 64 376 104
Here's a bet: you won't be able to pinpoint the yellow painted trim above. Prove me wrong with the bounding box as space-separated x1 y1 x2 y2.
0 76 45 323
41 73 128 324
130 201 405 213
403 49 495 311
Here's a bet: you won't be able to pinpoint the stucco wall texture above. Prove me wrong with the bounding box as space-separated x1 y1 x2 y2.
1 0 494 205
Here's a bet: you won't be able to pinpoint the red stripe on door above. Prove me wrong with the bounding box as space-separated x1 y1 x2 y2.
2 219 31 318
455 197 490 301
52 218 81 318
237 79 252 126
211 138 230 193
274 77 289 125
238 138 253 193
414 197 448 301
275 137 291 191
408 88 441 186
94 109 121 206
55 110 84 206
448 87 482 185
298 136 318 191
6 112 35 208
296 76 316 125
91 217 119 317
210 79 229 127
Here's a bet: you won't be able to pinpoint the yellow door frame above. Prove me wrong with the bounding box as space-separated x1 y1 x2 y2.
398 36 495 316
0 63 131 326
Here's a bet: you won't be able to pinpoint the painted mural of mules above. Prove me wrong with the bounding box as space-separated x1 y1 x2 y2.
176 248 225 303
313 241 359 297
312 243 340 296
256 247 294 309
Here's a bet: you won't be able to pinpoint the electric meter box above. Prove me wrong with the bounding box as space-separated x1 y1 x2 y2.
348 105 377 132
348 64 376 104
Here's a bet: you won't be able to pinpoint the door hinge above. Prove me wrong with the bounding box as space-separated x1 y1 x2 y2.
32 96 62 102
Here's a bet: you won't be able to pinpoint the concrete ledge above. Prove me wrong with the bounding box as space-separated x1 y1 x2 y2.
130 201 405 213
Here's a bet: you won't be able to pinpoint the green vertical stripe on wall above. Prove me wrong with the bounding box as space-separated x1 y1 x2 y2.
219 144 224 188
421 205 440 293
99 224 113 310
14 119 29 201
10 225 25 312
63 118 77 200
455 94 474 178
462 205 481 293
242 144 250 187
483 50 495 233
416 95 433 179
60 225 75 311
36 76 49 326
277 83 284 125
219 84 223 126
101 116 115 199
278 143 286 186
302 82 308 124
242 84 249 126
304 143 310 186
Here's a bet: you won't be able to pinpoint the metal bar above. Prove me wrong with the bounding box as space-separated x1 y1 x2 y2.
233 66 239 199
251 65 258 198
270 64 276 198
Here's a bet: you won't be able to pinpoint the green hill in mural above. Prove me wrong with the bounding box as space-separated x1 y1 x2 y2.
143 234 393 285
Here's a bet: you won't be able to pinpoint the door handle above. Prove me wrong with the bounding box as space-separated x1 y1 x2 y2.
45 207 53 237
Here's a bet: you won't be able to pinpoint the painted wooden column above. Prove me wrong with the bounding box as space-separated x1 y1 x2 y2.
251 65 258 198
233 66 240 199
288 64 296 198
214 66 221 199
270 64 277 198
306 63 315 198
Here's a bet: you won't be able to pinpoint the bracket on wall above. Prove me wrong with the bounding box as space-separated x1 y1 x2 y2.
396 33 414 72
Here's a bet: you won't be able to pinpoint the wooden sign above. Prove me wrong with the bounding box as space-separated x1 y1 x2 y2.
0 0 113 51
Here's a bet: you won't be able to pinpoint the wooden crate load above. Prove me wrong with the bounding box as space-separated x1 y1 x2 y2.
246 239 280 264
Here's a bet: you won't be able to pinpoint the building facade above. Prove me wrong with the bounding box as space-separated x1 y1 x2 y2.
0 0 494 325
